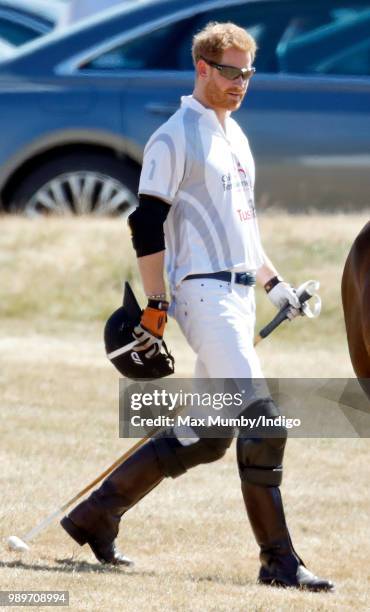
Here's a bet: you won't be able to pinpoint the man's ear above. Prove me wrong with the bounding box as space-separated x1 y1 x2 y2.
197 58 208 79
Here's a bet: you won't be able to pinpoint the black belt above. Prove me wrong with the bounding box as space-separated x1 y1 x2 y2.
184 271 256 286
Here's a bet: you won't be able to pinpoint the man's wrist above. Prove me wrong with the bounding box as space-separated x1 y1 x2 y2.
147 298 169 311
264 275 284 293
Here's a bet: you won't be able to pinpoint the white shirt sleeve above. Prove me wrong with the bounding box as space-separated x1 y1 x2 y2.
139 122 185 204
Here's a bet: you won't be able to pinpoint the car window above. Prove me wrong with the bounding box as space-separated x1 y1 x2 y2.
82 19 195 70
83 2 327 73
277 7 370 76
82 1 370 76
318 37 370 76
0 18 42 45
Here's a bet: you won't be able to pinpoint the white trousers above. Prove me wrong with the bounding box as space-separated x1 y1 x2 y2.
172 277 268 442
173 277 264 379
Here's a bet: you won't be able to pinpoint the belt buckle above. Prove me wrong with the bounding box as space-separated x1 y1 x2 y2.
239 272 255 286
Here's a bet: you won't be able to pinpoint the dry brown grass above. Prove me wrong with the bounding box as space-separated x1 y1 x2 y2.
1 214 370 611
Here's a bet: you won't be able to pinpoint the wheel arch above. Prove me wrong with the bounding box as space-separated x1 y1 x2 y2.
0 129 143 210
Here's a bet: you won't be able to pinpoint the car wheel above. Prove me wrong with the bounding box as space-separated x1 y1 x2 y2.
10 153 139 217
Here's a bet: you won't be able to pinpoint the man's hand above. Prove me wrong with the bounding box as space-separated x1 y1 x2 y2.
264 276 301 321
133 300 168 358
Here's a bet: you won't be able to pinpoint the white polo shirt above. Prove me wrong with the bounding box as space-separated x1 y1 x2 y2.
139 95 265 293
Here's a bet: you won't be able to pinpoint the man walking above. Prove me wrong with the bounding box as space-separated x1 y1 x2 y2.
61 22 333 591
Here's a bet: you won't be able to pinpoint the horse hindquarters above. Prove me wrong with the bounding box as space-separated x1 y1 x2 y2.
341 222 370 380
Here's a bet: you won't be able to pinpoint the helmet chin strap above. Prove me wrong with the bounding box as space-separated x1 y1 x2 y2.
107 339 139 360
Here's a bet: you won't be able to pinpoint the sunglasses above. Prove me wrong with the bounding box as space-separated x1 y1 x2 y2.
200 56 256 81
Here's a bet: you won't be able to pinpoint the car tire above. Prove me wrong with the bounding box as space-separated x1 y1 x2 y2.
10 152 140 217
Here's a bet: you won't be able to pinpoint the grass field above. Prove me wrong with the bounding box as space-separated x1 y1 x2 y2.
1 213 369 611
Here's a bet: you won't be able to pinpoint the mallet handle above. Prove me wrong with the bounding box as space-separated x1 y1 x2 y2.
59 434 153 511
254 289 311 346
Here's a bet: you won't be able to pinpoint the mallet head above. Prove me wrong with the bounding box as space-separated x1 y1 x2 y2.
7 535 30 552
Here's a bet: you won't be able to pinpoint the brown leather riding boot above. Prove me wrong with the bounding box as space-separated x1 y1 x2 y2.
242 482 334 591
61 440 165 565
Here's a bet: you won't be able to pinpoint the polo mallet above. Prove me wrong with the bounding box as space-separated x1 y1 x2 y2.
254 279 321 346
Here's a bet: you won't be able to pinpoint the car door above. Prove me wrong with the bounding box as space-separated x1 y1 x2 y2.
79 16 196 153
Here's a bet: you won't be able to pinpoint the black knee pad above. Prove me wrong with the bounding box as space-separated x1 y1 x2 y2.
237 398 288 487
152 430 234 478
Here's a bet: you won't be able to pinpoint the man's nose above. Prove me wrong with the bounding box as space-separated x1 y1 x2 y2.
234 75 246 88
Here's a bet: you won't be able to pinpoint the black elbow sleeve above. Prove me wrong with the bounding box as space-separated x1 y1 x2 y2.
128 195 170 257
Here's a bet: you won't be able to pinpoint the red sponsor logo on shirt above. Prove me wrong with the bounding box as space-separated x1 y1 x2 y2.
237 205 256 222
